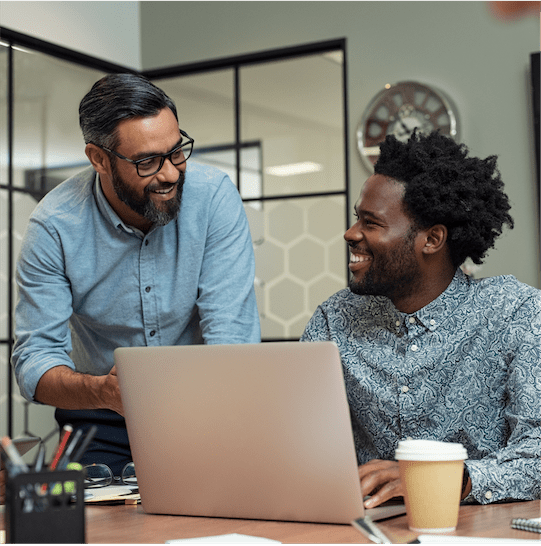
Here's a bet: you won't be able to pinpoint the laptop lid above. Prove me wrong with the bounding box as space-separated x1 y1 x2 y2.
115 341 402 524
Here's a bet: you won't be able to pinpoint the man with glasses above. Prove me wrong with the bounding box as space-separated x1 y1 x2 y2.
10 74 260 476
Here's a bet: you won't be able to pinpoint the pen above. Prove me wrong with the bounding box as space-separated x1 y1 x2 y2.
33 443 46 472
71 425 98 463
49 424 73 471
1 436 30 475
57 428 83 470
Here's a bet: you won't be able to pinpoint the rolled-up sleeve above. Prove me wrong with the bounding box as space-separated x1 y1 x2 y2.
12 216 76 401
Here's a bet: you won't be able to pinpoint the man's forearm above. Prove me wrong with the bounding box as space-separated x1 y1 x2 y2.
34 365 123 415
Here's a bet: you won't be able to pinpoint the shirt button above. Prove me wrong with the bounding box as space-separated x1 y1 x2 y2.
145 286 151 293
411 345 419 352
401 385 409 393
430 319 436 326
408 317 416 324
485 491 493 500
395 320 400 327
149 330 156 337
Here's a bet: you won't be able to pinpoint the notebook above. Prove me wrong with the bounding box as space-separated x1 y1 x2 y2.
511 517 541 533
114 341 405 524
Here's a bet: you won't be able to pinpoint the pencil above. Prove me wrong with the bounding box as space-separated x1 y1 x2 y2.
49 424 73 471
33 443 46 472
57 428 83 470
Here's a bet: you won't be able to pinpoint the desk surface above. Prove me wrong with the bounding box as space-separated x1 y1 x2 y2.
1 499 539 543
80 499 539 543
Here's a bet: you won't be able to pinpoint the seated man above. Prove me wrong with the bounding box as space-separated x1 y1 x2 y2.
301 131 540 508
10 74 260 476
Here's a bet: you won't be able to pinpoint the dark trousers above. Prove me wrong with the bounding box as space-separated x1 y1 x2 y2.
55 408 132 476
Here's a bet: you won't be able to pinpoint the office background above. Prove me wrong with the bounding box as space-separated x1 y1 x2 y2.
1 1 539 454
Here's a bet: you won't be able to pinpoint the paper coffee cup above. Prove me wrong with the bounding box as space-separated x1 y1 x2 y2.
395 440 467 533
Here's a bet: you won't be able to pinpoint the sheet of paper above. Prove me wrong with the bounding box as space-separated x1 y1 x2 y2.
166 533 281 544
85 484 140 503
418 535 541 544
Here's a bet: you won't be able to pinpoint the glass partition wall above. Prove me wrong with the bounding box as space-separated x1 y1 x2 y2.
0 29 125 449
153 45 349 340
1 29 349 447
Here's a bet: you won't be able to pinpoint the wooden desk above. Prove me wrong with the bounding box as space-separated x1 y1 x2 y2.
1 499 539 543
81 500 540 543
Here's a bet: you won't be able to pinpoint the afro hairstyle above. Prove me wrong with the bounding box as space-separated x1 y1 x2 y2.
373 131 514 268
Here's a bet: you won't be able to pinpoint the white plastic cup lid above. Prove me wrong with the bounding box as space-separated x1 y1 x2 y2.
395 439 468 461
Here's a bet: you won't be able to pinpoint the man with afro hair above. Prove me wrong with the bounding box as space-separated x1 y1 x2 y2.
301 131 540 509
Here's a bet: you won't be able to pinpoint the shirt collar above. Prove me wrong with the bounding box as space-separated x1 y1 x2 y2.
406 269 471 332
93 173 145 236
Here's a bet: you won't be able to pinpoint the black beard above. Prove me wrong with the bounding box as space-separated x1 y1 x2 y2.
349 229 420 301
111 162 184 227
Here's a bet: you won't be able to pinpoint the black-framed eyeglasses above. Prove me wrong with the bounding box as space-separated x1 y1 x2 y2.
83 462 137 488
94 129 194 177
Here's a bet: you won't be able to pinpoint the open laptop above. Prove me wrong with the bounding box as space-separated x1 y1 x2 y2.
115 341 405 524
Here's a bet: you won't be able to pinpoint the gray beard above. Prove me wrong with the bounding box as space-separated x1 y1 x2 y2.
111 163 184 226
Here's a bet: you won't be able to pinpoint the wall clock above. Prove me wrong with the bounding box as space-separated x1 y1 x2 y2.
356 81 459 170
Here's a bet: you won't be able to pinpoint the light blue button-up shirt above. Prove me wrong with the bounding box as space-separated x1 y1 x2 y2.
301 269 540 504
13 163 260 401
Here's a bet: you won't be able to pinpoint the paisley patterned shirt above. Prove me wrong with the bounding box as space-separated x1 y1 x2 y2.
301 269 540 504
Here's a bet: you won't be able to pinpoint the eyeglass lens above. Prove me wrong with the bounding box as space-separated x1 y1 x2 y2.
136 141 193 177
121 462 137 486
83 462 137 488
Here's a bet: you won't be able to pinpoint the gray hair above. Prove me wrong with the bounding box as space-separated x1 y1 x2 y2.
79 73 178 149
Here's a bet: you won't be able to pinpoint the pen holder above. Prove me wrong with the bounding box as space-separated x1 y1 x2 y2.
5 469 85 543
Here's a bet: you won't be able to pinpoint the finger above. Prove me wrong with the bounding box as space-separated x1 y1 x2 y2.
364 478 404 508
358 462 400 499
360 472 388 498
358 459 393 479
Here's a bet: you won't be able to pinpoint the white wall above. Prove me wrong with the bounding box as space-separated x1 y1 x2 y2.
1 1 142 69
141 1 541 288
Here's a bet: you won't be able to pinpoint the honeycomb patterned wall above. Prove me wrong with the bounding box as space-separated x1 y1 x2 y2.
246 194 348 340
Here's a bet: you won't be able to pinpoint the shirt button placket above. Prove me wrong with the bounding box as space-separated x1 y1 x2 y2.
140 236 158 345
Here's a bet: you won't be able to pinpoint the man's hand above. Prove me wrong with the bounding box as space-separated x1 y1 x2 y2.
358 459 403 508
104 366 124 416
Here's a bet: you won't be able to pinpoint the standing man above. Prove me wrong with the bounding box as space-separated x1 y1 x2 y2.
11 74 260 473
302 131 540 508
